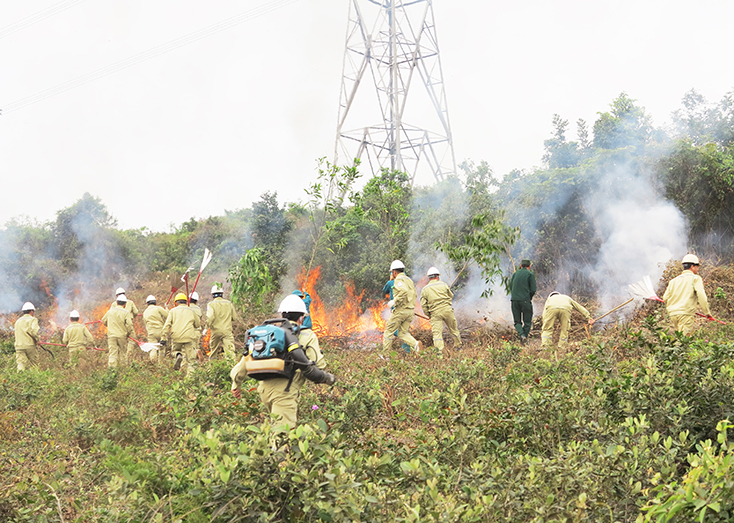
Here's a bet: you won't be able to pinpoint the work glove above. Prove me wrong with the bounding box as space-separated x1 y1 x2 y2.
202 329 208 337
387 300 395 309
322 373 337 386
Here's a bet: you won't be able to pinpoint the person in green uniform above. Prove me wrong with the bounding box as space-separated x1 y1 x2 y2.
382 260 421 353
662 254 712 335
142 295 168 363
420 267 462 356
206 284 236 362
62 310 94 366
541 292 594 351
102 295 135 368
160 293 201 376
14 302 40 371
509 259 536 344
230 294 336 429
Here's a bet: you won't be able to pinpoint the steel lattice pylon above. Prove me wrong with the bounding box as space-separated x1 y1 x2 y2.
334 0 455 184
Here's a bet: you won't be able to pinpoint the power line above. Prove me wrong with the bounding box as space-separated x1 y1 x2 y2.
1 0 300 114
0 0 88 40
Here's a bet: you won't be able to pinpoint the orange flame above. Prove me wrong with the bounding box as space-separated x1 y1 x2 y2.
297 266 390 339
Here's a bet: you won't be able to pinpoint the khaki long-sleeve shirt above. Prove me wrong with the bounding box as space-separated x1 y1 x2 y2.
143 305 169 338
393 273 417 311
102 305 134 339
543 294 591 319
110 299 139 318
63 322 95 350
161 304 201 343
420 280 454 316
207 297 235 334
14 314 40 348
663 270 710 316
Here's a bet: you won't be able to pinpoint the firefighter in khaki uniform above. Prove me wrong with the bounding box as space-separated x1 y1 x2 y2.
541 292 594 351
143 295 168 363
420 267 462 356
662 254 712 335
14 302 40 371
160 293 201 376
62 310 94 365
102 295 135 368
207 285 236 361
111 287 139 359
230 295 336 429
382 260 421 353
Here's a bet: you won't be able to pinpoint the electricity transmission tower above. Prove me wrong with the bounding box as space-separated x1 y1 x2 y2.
334 0 455 184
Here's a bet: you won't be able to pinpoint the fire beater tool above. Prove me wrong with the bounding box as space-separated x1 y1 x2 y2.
188 248 213 304
180 266 195 303
165 271 182 307
128 336 160 353
628 276 665 302
695 312 727 325
571 297 634 336
40 341 105 351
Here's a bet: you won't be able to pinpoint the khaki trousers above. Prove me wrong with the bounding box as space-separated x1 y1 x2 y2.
429 307 462 351
172 341 198 377
383 308 417 351
670 314 695 336
210 331 235 361
107 337 128 368
541 307 571 349
15 346 38 371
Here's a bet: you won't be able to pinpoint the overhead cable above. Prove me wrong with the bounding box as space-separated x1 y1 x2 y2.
0 0 88 40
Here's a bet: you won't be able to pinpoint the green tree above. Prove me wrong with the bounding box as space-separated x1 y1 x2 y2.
593 92 653 152
251 192 293 286
52 193 117 273
437 212 519 296
543 114 580 168
228 247 275 318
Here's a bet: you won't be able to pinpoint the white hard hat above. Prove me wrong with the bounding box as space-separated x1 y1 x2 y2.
390 259 405 271
548 291 560 298
117 294 128 303
115 287 125 295
70 310 80 319
146 295 156 303
427 266 440 277
278 294 308 314
211 284 223 294
22 302 35 311
189 291 199 301
682 254 700 265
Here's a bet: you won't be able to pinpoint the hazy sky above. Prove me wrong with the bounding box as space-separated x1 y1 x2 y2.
2 0 733 232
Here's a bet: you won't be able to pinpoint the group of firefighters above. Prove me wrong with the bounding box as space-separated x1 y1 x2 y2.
12 284 237 374
509 254 716 350
10 254 719 428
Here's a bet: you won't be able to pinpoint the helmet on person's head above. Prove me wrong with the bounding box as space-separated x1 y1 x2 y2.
211 284 223 295
146 295 156 304
278 294 308 314
22 302 35 312
174 293 187 303
115 287 125 296
548 291 560 298
117 294 128 303
70 310 80 319
682 254 700 265
390 260 405 271
427 266 440 277
189 291 199 302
